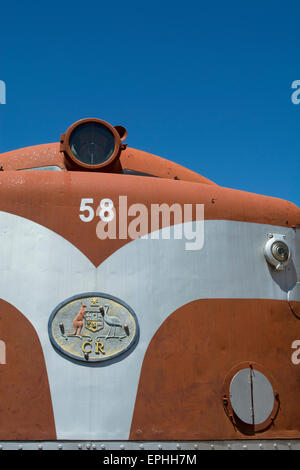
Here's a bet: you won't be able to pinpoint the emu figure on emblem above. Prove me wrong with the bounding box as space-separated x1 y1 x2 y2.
101 304 124 339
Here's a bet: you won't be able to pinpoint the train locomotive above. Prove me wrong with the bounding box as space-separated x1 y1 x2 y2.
0 117 299 450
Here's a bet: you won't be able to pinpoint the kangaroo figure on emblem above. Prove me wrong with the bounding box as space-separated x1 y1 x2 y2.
69 303 86 337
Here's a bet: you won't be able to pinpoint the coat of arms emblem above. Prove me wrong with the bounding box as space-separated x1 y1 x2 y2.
48 293 139 363
84 299 104 333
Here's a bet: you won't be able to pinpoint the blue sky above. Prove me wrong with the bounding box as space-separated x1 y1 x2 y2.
0 1 299 206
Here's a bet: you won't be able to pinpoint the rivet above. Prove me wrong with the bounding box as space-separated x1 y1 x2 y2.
100 445 106 450
227 444 231 450
274 443 278 450
18 445 23 450
210 444 215 450
194 444 199 450
38 445 43 450
77 444 82 450
139 444 144 450
92 444 97 450
158 445 162 450
259 443 263 450
86 443 91 450
120 445 125 450
176 444 181 450
288 442 292 449
243 445 248 450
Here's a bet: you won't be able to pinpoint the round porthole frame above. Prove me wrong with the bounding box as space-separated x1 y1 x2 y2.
222 362 280 433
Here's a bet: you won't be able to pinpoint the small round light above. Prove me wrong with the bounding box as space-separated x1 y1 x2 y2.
271 241 289 262
264 234 291 271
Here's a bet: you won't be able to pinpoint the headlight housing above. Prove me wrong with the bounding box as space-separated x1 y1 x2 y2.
60 118 127 170
264 234 291 271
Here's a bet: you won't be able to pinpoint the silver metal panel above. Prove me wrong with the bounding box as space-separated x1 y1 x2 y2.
252 369 274 425
230 369 253 424
288 282 300 302
291 228 300 281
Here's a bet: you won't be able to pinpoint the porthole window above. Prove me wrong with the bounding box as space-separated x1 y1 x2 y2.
229 368 274 425
222 362 279 432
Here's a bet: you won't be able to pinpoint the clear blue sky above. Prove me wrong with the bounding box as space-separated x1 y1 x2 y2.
0 1 299 206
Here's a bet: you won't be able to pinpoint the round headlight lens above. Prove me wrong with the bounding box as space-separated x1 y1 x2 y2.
271 240 289 262
69 121 116 166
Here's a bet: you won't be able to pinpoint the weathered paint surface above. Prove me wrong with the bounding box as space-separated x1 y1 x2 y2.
0 299 56 440
0 141 299 441
131 299 300 440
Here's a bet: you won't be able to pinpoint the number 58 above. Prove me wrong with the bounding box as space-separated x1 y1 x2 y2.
79 198 115 223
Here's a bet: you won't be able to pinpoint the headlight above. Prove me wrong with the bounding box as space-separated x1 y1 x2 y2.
264 234 291 271
271 240 290 263
60 118 127 169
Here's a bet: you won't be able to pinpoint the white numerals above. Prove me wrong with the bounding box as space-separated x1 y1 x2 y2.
79 198 95 222
98 199 115 222
79 198 114 222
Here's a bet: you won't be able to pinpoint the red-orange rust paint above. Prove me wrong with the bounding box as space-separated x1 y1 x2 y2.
130 299 300 440
0 299 56 440
0 171 298 267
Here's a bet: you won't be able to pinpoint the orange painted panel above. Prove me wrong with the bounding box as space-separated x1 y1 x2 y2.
0 299 56 440
0 172 298 268
130 299 300 440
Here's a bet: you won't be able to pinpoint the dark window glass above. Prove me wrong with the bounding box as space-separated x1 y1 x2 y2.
69 122 116 166
122 169 157 177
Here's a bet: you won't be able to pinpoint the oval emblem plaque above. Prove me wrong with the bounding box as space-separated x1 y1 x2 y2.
48 293 139 363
